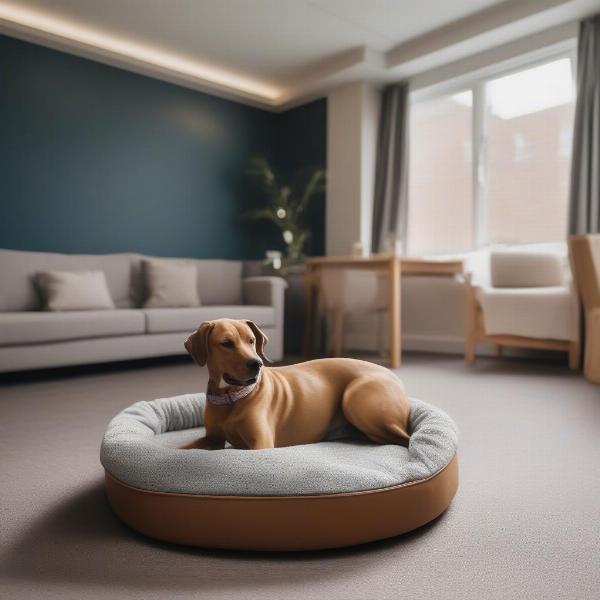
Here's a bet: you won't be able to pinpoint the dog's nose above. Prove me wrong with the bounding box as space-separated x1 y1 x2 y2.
246 358 262 373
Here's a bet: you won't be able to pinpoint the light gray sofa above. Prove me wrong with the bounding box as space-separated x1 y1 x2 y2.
0 249 287 373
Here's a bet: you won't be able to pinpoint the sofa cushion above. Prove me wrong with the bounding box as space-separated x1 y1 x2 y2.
476 286 576 341
0 310 145 346
0 249 136 312
143 306 276 334
131 257 243 307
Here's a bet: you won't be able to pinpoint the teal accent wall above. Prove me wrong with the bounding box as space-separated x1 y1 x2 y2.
246 99 327 259
276 99 327 257
0 34 326 259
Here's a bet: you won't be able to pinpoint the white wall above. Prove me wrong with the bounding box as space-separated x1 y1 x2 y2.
360 83 380 248
326 81 380 256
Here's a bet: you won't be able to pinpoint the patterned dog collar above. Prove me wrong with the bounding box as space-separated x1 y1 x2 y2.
206 382 257 406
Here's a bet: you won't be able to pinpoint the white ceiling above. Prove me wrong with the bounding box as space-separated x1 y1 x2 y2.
0 0 598 109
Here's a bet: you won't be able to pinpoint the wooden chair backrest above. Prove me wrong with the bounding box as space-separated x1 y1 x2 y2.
569 234 600 312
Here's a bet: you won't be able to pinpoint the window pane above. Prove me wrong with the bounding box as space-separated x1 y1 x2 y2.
484 58 575 244
408 92 473 255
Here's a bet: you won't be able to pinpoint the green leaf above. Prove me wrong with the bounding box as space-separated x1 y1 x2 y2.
246 156 280 202
297 169 326 215
241 208 279 224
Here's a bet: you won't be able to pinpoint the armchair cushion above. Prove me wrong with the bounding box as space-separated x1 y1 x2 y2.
476 286 577 341
490 250 565 288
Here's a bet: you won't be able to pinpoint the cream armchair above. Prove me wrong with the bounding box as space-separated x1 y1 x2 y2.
465 248 580 368
569 235 600 383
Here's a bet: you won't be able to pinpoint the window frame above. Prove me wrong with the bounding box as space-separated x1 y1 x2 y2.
408 41 578 254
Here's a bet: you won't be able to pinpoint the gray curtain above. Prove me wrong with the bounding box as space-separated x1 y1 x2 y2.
371 82 409 253
569 14 600 234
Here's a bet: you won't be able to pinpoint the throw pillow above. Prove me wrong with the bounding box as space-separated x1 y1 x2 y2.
35 270 115 311
143 260 200 308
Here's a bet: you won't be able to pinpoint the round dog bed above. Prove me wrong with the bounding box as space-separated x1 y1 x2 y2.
101 393 459 551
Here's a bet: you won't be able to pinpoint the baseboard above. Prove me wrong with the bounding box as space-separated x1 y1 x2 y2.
344 333 569 360
345 333 464 355
402 334 465 354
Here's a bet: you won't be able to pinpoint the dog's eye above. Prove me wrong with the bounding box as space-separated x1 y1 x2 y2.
248 338 255 345
221 340 234 349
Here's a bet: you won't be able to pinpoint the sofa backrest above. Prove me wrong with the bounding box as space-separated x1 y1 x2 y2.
0 249 137 311
0 249 244 312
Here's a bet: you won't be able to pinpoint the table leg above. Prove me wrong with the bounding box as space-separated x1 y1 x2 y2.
388 258 401 368
464 273 477 364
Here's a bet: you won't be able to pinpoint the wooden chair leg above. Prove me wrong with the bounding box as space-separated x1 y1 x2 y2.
465 338 476 365
584 313 600 383
377 311 387 357
464 275 477 364
568 340 580 370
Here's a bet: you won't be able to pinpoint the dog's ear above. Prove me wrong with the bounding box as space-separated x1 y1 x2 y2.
185 321 214 366
247 320 271 364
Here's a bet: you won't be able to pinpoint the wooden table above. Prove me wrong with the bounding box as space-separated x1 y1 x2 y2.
303 256 464 368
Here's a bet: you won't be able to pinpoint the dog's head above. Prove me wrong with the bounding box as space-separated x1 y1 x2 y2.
184 318 270 386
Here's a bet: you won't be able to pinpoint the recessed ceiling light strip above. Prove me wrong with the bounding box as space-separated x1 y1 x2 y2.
0 3 281 102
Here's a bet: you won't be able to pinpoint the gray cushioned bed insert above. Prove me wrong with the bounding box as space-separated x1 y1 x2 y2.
100 393 458 497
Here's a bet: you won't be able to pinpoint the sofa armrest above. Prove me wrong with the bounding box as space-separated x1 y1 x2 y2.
243 277 288 362
243 276 288 322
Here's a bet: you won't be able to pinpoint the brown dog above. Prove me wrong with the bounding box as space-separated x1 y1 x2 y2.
183 318 411 450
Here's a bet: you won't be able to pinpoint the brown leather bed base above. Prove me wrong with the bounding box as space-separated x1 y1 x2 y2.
105 454 458 551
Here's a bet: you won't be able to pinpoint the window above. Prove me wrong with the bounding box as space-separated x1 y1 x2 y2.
484 59 575 245
408 54 576 255
408 92 473 255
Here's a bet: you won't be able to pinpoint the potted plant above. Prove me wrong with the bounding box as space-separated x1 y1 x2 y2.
244 157 325 271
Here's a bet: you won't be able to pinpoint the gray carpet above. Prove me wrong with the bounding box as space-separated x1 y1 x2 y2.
1 354 599 600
